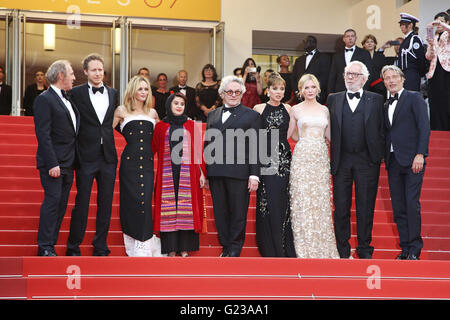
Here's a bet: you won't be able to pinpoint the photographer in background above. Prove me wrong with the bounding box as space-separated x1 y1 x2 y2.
241 58 262 108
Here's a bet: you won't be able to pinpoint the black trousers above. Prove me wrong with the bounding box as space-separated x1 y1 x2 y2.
387 153 424 257
37 168 74 253
332 151 380 258
67 154 117 255
209 177 250 256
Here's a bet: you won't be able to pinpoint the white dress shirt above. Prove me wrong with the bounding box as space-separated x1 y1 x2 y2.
345 88 363 113
88 82 109 124
344 45 356 65
178 85 187 96
305 49 317 70
51 84 77 131
388 88 405 152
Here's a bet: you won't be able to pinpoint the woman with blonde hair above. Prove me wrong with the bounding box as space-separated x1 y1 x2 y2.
287 74 339 259
113 75 160 256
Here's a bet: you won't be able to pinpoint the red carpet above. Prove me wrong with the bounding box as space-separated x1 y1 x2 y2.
1 115 450 300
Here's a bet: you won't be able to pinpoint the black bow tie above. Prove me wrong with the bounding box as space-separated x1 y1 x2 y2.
388 93 399 105
92 86 105 94
61 90 69 100
179 86 187 89
305 51 314 56
347 92 361 100
345 48 354 52
224 107 236 114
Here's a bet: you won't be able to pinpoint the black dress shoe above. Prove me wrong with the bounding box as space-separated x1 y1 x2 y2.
38 249 57 257
219 251 229 257
66 249 81 256
93 251 110 256
396 252 409 260
228 251 240 257
407 254 420 260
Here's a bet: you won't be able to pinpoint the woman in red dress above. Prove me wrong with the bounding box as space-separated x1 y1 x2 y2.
241 58 263 108
152 92 207 257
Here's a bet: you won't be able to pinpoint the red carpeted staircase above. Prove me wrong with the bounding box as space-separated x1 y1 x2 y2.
1 115 450 300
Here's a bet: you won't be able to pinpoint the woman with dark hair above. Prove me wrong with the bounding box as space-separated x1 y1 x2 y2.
195 64 221 122
23 70 48 116
426 12 450 130
241 58 262 108
153 72 171 120
277 55 294 104
152 92 207 257
362 34 388 98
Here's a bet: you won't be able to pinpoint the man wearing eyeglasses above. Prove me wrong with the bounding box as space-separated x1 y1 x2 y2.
327 61 384 259
204 75 261 257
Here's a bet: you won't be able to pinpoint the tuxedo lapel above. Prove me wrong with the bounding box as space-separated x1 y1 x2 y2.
220 105 243 131
335 92 345 131
392 90 407 126
80 83 101 124
104 86 116 122
49 87 77 134
306 51 319 72
361 91 372 124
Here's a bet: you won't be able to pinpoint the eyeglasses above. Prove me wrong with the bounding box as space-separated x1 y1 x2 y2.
344 72 363 78
224 90 242 96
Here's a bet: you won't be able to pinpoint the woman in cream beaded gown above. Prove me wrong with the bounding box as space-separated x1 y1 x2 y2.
287 74 339 259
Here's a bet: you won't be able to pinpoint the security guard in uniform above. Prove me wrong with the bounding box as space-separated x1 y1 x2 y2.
397 13 426 91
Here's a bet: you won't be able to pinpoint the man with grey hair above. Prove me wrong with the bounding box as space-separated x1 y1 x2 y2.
382 64 430 260
33 60 79 256
327 60 384 259
204 75 261 257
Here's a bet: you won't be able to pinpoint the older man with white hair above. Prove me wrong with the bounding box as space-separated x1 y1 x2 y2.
327 60 385 259
204 75 261 257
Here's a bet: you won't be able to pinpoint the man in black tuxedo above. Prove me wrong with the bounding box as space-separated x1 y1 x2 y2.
169 70 200 120
328 29 373 95
34 60 79 256
328 61 384 259
204 75 261 257
382 65 430 260
291 35 330 104
0 66 12 115
66 54 119 256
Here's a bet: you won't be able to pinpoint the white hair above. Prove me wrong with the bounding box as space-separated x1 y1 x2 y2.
344 60 370 81
218 75 246 95
46 60 70 84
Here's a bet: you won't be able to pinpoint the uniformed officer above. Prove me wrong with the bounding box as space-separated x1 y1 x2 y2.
397 13 426 91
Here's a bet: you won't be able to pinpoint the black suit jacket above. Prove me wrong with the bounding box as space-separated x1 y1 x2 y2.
169 85 200 120
204 104 261 180
33 87 80 171
328 46 373 94
69 83 118 164
328 90 384 175
0 83 12 115
291 50 330 102
384 90 430 168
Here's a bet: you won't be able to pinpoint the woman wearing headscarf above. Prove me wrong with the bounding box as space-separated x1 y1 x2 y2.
152 92 207 257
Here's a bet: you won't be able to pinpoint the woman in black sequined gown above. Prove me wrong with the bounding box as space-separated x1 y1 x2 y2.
253 72 296 257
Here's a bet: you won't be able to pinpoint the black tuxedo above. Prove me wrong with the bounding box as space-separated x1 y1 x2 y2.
205 104 261 256
328 90 384 258
66 83 118 256
0 83 12 115
291 50 330 103
328 46 373 94
33 86 80 255
169 85 200 120
384 89 430 258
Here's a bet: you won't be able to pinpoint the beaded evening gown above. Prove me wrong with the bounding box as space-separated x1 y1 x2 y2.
119 115 162 257
256 104 296 257
289 110 339 259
